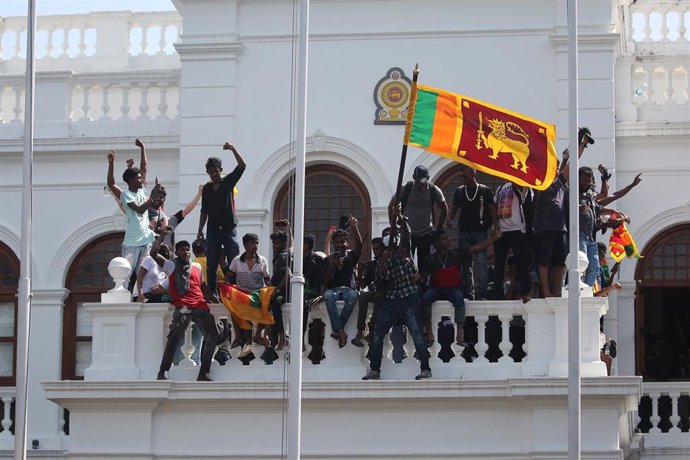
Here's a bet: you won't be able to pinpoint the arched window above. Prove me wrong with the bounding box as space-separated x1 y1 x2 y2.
0 243 19 386
273 164 372 257
62 233 124 380
634 223 690 379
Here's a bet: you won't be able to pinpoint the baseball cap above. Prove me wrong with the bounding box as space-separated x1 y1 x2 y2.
578 127 595 145
413 165 430 181
192 238 206 253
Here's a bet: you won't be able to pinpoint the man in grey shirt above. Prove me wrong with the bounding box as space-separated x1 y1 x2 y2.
388 165 448 268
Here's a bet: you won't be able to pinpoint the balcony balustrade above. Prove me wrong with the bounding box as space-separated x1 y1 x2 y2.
637 382 690 449
0 388 14 450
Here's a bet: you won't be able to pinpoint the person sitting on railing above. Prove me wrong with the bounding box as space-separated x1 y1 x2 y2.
136 244 172 303
363 206 432 381
106 138 161 289
322 215 362 348
225 232 272 350
151 228 219 382
302 233 326 340
351 237 386 347
420 229 500 347
268 226 292 351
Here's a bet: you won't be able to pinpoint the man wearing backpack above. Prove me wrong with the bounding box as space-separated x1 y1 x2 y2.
388 165 448 268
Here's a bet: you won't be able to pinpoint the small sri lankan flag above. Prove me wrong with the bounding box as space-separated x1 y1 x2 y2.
608 213 643 263
404 84 558 190
218 283 276 325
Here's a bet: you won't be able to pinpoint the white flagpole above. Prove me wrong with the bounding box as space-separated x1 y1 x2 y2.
15 0 37 459
287 0 309 459
566 0 581 459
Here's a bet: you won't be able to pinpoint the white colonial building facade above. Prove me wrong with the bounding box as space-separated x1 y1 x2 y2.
0 0 688 458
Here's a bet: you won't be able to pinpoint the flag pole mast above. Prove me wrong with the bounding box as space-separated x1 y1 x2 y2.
287 0 309 459
394 64 420 207
15 0 37 459
566 0 582 459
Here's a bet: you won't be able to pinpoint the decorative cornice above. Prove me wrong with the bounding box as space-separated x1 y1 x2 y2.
616 121 690 138
31 288 71 306
549 32 621 51
174 40 243 60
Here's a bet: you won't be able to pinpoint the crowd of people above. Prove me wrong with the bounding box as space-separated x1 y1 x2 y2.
105 128 641 381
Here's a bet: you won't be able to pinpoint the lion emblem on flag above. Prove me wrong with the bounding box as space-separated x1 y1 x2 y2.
476 112 530 174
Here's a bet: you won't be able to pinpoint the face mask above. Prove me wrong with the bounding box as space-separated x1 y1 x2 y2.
382 235 391 247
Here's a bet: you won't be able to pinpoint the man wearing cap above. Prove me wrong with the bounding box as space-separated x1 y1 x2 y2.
388 165 447 268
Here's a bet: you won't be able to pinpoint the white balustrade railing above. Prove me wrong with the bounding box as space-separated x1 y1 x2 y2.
83 265 608 382
629 1 689 44
0 11 181 64
0 388 15 450
636 382 690 449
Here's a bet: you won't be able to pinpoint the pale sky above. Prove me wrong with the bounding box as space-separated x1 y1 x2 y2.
1 0 175 17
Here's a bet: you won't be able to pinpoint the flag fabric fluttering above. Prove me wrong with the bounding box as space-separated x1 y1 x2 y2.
404 84 558 190
218 283 276 325
608 215 643 263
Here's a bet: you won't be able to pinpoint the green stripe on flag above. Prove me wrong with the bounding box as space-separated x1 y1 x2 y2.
409 88 438 148
248 291 262 309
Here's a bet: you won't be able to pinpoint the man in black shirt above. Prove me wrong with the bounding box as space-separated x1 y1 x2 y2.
269 230 292 351
447 164 496 300
322 215 362 348
197 142 246 295
352 237 386 347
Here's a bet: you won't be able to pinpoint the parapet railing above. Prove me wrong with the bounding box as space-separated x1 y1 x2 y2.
0 387 15 450
83 267 608 382
636 381 690 449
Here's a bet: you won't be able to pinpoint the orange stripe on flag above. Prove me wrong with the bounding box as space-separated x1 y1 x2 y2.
428 91 460 153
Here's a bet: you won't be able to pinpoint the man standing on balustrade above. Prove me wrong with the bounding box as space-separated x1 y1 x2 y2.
446 164 496 300
150 228 221 382
197 142 246 296
363 207 432 381
106 138 161 288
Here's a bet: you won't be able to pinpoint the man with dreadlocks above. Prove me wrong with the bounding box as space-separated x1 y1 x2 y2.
151 228 220 382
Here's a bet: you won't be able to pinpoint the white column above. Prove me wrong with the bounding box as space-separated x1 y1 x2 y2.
26 289 69 451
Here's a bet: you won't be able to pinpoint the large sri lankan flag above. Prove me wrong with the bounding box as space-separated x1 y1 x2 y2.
218 283 276 325
608 213 643 263
404 84 558 190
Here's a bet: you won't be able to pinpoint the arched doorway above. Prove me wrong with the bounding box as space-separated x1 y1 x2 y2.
635 223 690 380
273 164 372 256
0 242 19 386
62 233 124 380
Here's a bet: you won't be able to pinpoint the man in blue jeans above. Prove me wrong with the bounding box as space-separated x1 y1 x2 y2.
363 209 431 381
322 215 362 348
197 142 246 296
447 164 496 300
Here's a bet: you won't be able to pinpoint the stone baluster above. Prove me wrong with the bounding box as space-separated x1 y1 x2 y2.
138 83 150 119
120 84 131 120
498 313 512 363
79 83 92 121
642 9 652 43
660 9 670 42
140 23 150 56
59 408 67 437
61 27 70 57
158 24 168 55
0 89 4 123
522 315 528 359
644 63 656 105
99 83 112 120
474 314 489 363
45 27 55 58
634 412 641 433
669 392 681 433
78 27 87 57
0 396 13 438
649 392 662 434
157 83 170 119
177 323 197 369
13 30 22 59
678 7 688 43
12 85 23 122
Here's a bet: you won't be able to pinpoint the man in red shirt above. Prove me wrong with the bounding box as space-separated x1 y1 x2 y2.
151 229 219 381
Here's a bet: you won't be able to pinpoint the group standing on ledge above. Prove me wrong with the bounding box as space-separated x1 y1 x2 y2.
104 127 642 380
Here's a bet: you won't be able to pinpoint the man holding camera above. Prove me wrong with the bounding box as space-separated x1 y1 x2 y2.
322 215 362 348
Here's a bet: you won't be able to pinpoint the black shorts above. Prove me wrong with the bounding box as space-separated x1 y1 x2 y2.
535 231 567 266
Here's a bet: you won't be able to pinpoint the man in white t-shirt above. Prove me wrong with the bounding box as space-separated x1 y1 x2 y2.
136 244 172 303
226 233 271 347
493 182 532 303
